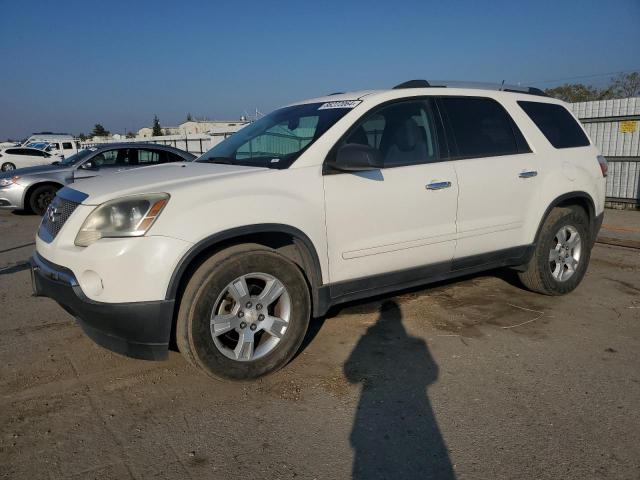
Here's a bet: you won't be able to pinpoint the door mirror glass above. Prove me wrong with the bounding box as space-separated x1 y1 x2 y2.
333 143 383 171
80 160 97 170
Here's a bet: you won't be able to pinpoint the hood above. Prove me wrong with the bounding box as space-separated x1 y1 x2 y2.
0 163 64 179
69 162 268 205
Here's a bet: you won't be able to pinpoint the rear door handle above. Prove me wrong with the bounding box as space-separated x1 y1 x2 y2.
426 181 452 190
519 170 538 179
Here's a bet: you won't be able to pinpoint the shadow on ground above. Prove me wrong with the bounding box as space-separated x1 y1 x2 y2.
0 262 30 275
345 300 455 479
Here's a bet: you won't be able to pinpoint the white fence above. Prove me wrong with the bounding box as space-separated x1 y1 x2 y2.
572 97 639 204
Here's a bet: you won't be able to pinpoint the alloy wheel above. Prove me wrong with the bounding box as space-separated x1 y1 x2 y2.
549 225 582 282
210 272 291 361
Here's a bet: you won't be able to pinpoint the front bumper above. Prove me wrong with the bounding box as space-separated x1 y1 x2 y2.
30 252 174 360
0 184 25 209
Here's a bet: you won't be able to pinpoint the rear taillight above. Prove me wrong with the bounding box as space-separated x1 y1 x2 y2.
597 155 608 177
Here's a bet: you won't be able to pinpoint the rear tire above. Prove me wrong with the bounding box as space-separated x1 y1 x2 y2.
29 185 59 215
518 206 591 295
1 162 16 172
176 245 311 381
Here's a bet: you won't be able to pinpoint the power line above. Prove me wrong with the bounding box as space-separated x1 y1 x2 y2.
525 68 639 86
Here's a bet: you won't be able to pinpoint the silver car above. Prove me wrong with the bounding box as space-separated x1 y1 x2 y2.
0 143 196 215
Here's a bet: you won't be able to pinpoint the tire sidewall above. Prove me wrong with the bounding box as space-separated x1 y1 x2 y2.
537 207 591 294
185 251 310 380
29 185 57 215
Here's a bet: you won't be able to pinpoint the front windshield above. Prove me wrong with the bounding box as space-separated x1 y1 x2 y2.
197 102 357 168
59 148 92 166
27 142 49 150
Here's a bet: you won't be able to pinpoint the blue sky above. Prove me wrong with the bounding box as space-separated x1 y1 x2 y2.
0 0 638 139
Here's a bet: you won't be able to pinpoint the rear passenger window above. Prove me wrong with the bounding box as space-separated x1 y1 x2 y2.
518 101 590 149
63 142 73 149
440 97 529 158
137 149 162 164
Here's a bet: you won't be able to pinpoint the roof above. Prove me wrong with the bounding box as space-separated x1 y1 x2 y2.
289 80 561 107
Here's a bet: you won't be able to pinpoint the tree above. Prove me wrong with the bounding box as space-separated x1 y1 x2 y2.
77 133 87 141
126 131 136 139
610 72 640 98
544 83 613 103
91 124 110 137
152 115 163 136
544 71 640 102
186 113 193 122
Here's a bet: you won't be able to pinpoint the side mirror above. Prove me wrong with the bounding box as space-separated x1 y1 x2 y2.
80 161 97 170
332 143 383 172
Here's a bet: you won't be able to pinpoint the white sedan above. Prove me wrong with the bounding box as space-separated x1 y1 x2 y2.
0 147 55 171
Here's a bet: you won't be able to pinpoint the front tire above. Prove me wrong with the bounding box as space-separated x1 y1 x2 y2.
176 245 311 380
1 162 16 172
29 185 59 215
518 206 591 295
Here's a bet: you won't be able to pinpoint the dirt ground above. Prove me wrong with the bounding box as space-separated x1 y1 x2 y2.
1 210 639 479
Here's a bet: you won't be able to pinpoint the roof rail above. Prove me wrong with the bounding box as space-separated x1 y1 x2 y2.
391 79 548 97
393 79 431 89
501 86 548 97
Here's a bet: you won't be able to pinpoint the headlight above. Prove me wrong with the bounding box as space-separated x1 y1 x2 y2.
75 193 169 247
0 176 19 187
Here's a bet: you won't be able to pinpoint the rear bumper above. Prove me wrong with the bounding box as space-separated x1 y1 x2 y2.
30 252 174 360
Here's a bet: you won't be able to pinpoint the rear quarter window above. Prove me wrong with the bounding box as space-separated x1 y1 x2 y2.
518 101 590 149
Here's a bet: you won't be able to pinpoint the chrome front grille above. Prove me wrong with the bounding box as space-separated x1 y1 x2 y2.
38 195 79 243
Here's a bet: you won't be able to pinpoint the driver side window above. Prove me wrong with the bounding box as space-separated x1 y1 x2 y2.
92 149 132 168
343 99 440 168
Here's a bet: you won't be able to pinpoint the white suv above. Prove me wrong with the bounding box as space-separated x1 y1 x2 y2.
31 81 606 380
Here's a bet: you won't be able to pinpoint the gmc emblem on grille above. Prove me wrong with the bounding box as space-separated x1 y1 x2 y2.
46 205 60 223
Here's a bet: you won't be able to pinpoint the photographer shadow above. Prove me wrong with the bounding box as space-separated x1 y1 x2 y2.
344 300 455 479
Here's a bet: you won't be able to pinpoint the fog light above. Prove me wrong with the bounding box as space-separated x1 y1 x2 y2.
80 270 103 297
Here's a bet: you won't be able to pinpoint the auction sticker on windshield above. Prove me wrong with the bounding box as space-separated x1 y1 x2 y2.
318 100 361 110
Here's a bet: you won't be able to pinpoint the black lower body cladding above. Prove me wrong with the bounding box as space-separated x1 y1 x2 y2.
30 252 174 360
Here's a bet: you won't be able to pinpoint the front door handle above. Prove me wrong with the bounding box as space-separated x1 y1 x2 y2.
426 181 452 190
519 170 538 179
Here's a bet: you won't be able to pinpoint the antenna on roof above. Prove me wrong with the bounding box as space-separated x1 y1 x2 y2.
500 80 505 91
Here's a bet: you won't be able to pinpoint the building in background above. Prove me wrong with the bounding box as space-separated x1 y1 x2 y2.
571 98 639 208
137 119 248 138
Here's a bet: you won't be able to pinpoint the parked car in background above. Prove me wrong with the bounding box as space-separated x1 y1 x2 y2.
0 147 55 171
30 81 606 381
0 143 195 214
23 134 80 158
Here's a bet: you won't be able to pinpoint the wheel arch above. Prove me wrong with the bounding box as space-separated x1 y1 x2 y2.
533 191 596 245
23 181 64 210
166 224 325 319
1 160 17 170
